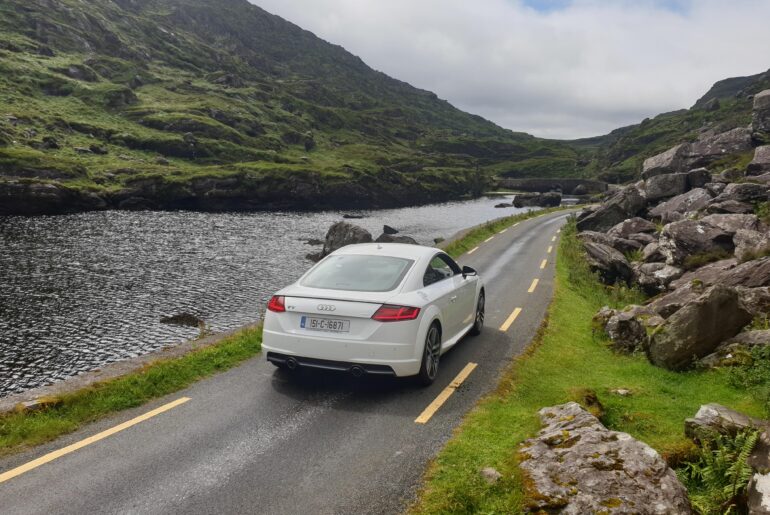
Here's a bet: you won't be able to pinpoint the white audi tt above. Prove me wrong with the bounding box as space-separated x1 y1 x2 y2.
262 243 485 385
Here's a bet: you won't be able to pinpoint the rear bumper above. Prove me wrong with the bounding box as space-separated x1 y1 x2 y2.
266 352 397 376
262 328 422 377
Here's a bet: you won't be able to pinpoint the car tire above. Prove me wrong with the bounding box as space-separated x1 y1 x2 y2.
469 290 485 336
417 323 442 386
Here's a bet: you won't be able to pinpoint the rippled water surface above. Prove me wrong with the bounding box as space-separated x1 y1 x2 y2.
0 196 529 396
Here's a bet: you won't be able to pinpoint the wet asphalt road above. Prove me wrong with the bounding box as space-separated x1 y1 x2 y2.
0 210 572 515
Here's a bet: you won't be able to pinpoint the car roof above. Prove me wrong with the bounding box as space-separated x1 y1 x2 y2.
332 243 443 260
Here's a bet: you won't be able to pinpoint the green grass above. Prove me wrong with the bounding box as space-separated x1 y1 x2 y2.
411 219 766 514
0 326 262 455
443 207 568 259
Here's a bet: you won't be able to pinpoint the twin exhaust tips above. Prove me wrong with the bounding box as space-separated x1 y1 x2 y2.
284 357 365 377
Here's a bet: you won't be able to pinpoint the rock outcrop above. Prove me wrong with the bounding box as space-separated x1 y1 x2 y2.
583 242 633 285
519 402 692 514
576 185 645 232
308 222 373 261
513 192 562 208
754 89 770 134
647 285 752 370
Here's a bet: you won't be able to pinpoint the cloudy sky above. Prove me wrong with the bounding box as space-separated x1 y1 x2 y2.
251 0 770 139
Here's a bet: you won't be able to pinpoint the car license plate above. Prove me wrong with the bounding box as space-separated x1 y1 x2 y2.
301 316 350 333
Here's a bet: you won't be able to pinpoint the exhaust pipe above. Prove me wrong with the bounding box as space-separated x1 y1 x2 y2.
350 365 365 378
286 357 298 370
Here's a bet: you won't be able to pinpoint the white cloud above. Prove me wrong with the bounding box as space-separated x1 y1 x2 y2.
250 0 770 139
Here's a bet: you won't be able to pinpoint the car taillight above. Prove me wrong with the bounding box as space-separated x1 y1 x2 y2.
267 295 286 313
371 304 420 322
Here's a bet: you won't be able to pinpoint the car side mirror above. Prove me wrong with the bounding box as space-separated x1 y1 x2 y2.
462 266 477 278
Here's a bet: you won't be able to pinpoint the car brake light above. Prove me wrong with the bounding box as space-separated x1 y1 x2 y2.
371 304 420 322
267 295 286 313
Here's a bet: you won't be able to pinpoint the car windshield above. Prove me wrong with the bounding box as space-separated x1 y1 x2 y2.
301 254 414 292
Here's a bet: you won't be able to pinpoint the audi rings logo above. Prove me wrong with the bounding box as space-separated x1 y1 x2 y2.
317 304 336 312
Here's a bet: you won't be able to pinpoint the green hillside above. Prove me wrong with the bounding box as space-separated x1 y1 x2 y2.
0 0 584 214
573 69 770 183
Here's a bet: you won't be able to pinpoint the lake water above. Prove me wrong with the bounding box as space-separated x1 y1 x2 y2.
0 195 530 396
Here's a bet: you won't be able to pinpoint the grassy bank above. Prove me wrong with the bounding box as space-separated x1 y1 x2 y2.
443 206 568 258
0 326 261 455
411 219 766 514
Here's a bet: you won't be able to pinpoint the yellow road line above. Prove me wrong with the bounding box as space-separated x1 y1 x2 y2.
514 222 520 227
0 397 191 484
528 278 539 293
557 229 561 234
498 228 508 234
415 363 478 424
540 259 547 270
484 236 494 243
547 245 553 254
467 246 479 255
499 307 522 332
551 236 557 242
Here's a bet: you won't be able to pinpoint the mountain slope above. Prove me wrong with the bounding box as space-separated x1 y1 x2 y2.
574 69 770 183
0 0 584 215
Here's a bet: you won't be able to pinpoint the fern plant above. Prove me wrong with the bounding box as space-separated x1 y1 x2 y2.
679 429 759 514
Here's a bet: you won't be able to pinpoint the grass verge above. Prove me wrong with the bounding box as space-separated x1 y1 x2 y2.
0 326 261 455
443 206 568 258
410 218 766 514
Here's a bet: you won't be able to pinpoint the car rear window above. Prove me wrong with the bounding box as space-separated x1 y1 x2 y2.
301 255 414 292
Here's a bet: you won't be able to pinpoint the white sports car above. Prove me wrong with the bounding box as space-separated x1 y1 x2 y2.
262 243 485 385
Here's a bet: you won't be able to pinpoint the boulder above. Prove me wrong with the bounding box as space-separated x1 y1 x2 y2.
576 185 645 232
494 202 512 208
648 281 703 319
685 403 769 441
607 217 657 239
577 231 614 247
479 467 502 485
686 127 753 168
720 257 770 288
583 242 633 285
642 143 689 179
754 89 770 134
669 258 739 290
749 146 770 175
748 472 770 515
686 167 712 189
160 313 203 327
635 263 684 295
700 213 763 235
642 241 666 263
700 330 770 368
513 192 561 208
383 224 399 235
647 284 752 370
644 173 689 201
605 305 662 353
705 199 755 215
519 402 692 514
648 188 712 223
375 233 418 245
320 222 373 257
713 182 769 204
738 286 770 317
572 184 588 195
747 173 770 186
705 182 727 196
628 232 657 246
735 229 770 262
658 219 735 266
